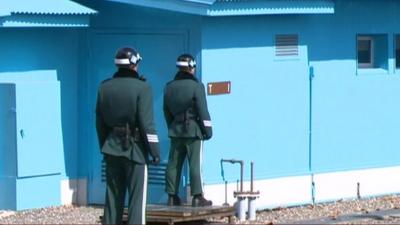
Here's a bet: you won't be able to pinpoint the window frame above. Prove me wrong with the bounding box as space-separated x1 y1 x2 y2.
395 34 400 69
357 36 374 69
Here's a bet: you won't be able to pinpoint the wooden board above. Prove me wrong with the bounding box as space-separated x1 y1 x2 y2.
123 204 235 225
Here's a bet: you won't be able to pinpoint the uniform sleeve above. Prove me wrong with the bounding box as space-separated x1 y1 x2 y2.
95 89 109 149
137 84 161 159
163 87 173 127
194 82 213 140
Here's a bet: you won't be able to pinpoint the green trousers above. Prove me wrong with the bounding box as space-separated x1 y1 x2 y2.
102 155 147 225
165 138 203 196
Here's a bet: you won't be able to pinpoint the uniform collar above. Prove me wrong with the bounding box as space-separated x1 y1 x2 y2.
113 68 140 79
174 71 198 82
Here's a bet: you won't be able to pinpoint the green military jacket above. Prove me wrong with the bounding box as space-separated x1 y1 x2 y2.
96 68 160 164
163 71 212 140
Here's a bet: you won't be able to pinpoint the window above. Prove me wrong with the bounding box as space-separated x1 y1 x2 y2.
357 37 373 68
275 34 298 57
357 34 388 70
396 35 400 68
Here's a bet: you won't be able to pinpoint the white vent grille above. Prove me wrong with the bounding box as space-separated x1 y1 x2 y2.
275 34 299 57
101 160 167 186
148 163 167 185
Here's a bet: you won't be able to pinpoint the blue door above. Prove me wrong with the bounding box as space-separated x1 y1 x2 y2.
15 81 64 177
88 31 187 204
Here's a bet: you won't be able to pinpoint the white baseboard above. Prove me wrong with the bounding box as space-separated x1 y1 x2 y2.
204 166 400 210
60 166 400 208
204 175 312 209
313 166 400 202
60 178 87 205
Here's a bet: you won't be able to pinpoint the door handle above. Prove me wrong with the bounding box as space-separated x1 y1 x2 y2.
20 129 25 139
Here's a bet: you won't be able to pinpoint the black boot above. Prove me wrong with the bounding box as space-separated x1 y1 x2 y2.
167 194 181 206
192 194 212 207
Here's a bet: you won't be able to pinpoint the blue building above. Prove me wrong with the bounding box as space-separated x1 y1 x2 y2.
1 0 400 210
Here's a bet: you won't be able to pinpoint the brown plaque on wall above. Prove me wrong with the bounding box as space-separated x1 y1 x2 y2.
207 81 231 95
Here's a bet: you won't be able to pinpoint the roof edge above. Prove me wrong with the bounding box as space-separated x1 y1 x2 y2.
107 0 211 15
2 0 97 16
106 0 335 16
207 0 335 16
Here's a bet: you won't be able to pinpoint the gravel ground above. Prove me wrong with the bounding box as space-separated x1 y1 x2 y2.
236 194 400 224
0 205 102 224
1 194 400 224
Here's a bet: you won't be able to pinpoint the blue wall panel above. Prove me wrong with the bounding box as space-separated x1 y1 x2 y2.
0 178 16 210
0 84 17 210
201 15 310 183
16 175 61 210
0 84 17 178
201 0 400 184
0 81 62 210
306 0 400 173
0 29 82 179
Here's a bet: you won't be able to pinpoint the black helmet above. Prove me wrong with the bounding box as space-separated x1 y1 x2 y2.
114 47 142 67
176 54 196 68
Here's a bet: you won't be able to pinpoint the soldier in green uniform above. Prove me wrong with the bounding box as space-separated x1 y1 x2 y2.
163 54 213 207
96 47 161 225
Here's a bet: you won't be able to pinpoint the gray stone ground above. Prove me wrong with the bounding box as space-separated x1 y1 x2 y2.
1 194 400 224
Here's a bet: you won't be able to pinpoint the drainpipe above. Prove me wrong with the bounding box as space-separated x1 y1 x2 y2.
221 159 245 221
247 162 260 221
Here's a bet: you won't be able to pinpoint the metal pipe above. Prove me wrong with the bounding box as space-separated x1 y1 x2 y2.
248 196 257 220
240 161 243 192
250 161 254 192
237 196 247 221
223 181 229 206
221 159 244 192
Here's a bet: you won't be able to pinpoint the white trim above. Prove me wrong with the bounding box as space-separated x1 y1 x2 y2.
142 165 148 225
204 166 400 209
60 178 87 205
133 54 142 64
199 141 204 193
114 54 141 65
313 166 400 202
176 60 196 67
204 175 312 209
114 58 130 65
203 120 212 127
146 134 159 143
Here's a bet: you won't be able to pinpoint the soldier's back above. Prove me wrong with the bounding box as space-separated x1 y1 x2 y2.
165 79 198 114
99 77 147 127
